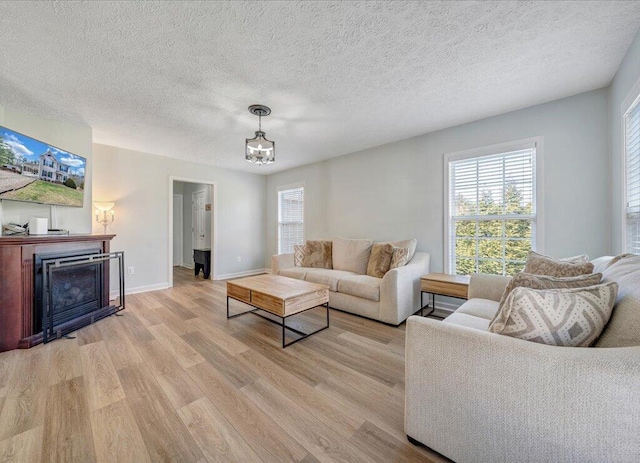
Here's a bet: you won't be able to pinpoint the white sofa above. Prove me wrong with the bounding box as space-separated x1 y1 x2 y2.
405 254 640 463
271 240 430 325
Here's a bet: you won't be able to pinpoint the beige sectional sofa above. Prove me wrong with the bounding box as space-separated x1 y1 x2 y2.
405 254 640 463
271 238 430 325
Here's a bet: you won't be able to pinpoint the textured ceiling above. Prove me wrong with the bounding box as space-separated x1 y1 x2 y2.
0 1 639 174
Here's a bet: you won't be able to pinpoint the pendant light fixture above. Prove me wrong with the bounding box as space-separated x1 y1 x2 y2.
245 104 275 165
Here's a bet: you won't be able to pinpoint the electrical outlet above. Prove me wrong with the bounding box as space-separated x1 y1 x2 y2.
237 256 242 262
127 266 135 275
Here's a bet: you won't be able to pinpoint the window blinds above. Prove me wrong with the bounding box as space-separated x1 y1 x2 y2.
278 187 304 254
448 146 536 275
626 99 640 254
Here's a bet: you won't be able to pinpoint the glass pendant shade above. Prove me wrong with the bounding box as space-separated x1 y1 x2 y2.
245 104 275 166
245 131 275 165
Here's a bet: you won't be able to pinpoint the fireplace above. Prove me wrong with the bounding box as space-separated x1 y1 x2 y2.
34 249 104 334
0 234 119 352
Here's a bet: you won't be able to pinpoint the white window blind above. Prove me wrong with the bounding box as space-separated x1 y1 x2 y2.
448 145 537 276
626 97 640 254
278 186 304 254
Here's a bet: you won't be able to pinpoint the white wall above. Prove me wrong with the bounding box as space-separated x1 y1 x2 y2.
0 105 93 232
610 29 640 253
266 89 611 271
93 144 266 293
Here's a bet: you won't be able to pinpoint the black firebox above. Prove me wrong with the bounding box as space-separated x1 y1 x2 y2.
33 249 104 334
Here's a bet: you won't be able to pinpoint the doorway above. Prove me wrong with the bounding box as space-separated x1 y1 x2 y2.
169 177 216 287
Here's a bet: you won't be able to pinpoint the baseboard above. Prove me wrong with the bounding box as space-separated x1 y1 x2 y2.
216 268 269 280
109 282 169 299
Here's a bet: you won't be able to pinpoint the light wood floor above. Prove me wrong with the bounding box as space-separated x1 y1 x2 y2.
0 267 448 462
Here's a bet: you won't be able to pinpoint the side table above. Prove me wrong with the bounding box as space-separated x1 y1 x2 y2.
193 248 211 279
420 273 470 317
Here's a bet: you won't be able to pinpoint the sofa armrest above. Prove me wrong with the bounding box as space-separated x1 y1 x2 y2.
467 273 512 302
379 252 430 325
405 316 640 463
271 253 294 275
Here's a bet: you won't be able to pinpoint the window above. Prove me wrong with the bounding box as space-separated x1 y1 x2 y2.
278 185 304 254
625 94 640 254
446 141 539 276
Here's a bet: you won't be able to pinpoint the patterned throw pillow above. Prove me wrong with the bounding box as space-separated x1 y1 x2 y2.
489 282 618 347
300 240 333 269
523 251 594 277
293 245 305 267
497 272 603 309
366 243 395 278
559 254 590 263
390 246 409 269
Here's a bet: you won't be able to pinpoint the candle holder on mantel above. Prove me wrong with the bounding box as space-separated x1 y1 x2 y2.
94 202 115 233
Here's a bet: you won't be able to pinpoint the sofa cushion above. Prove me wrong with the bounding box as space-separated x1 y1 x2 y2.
522 251 594 277
279 267 307 280
366 243 394 278
596 254 640 347
456 298 500 321
337 275 381 301
443 312 491 331
489 283 618 347
332 238 373 274
304 269 358 292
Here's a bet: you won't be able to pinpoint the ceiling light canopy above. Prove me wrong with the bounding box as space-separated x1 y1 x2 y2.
245 104 275 166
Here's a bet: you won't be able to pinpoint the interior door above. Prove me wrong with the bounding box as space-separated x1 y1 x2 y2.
192 190 206 250
172 194 183 266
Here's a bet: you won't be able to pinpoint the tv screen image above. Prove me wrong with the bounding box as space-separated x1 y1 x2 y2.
0 126 86 207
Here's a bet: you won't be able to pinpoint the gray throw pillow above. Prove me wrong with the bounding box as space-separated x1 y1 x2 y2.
491 272 603 325
523 251 594 277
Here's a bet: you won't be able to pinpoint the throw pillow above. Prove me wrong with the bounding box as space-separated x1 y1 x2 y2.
390 246 409 269
560 254 590 263
498 272 603 308
300 240 333 269
332 238 373 274
523 251 594 277
366 243 395 278
389 238 417 262
489 282 618 347
293 245 305 267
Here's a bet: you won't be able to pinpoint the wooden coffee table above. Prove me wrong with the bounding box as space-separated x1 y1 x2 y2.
226 274 330 347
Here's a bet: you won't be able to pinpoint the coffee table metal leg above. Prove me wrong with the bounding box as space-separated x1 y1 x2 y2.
281 302 330 348
420 291 435 317
226 296 259 319
227 297 329 347
282 316 285 348
326 302 330 327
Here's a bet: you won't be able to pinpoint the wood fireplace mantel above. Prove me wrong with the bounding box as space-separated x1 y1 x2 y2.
0 234 115 352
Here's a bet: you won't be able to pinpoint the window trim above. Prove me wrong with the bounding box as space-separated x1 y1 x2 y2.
621 75 640 254
277 182 305 255
443 137 544 274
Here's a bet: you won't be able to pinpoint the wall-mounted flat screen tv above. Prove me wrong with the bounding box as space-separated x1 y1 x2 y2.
0 125 86 207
